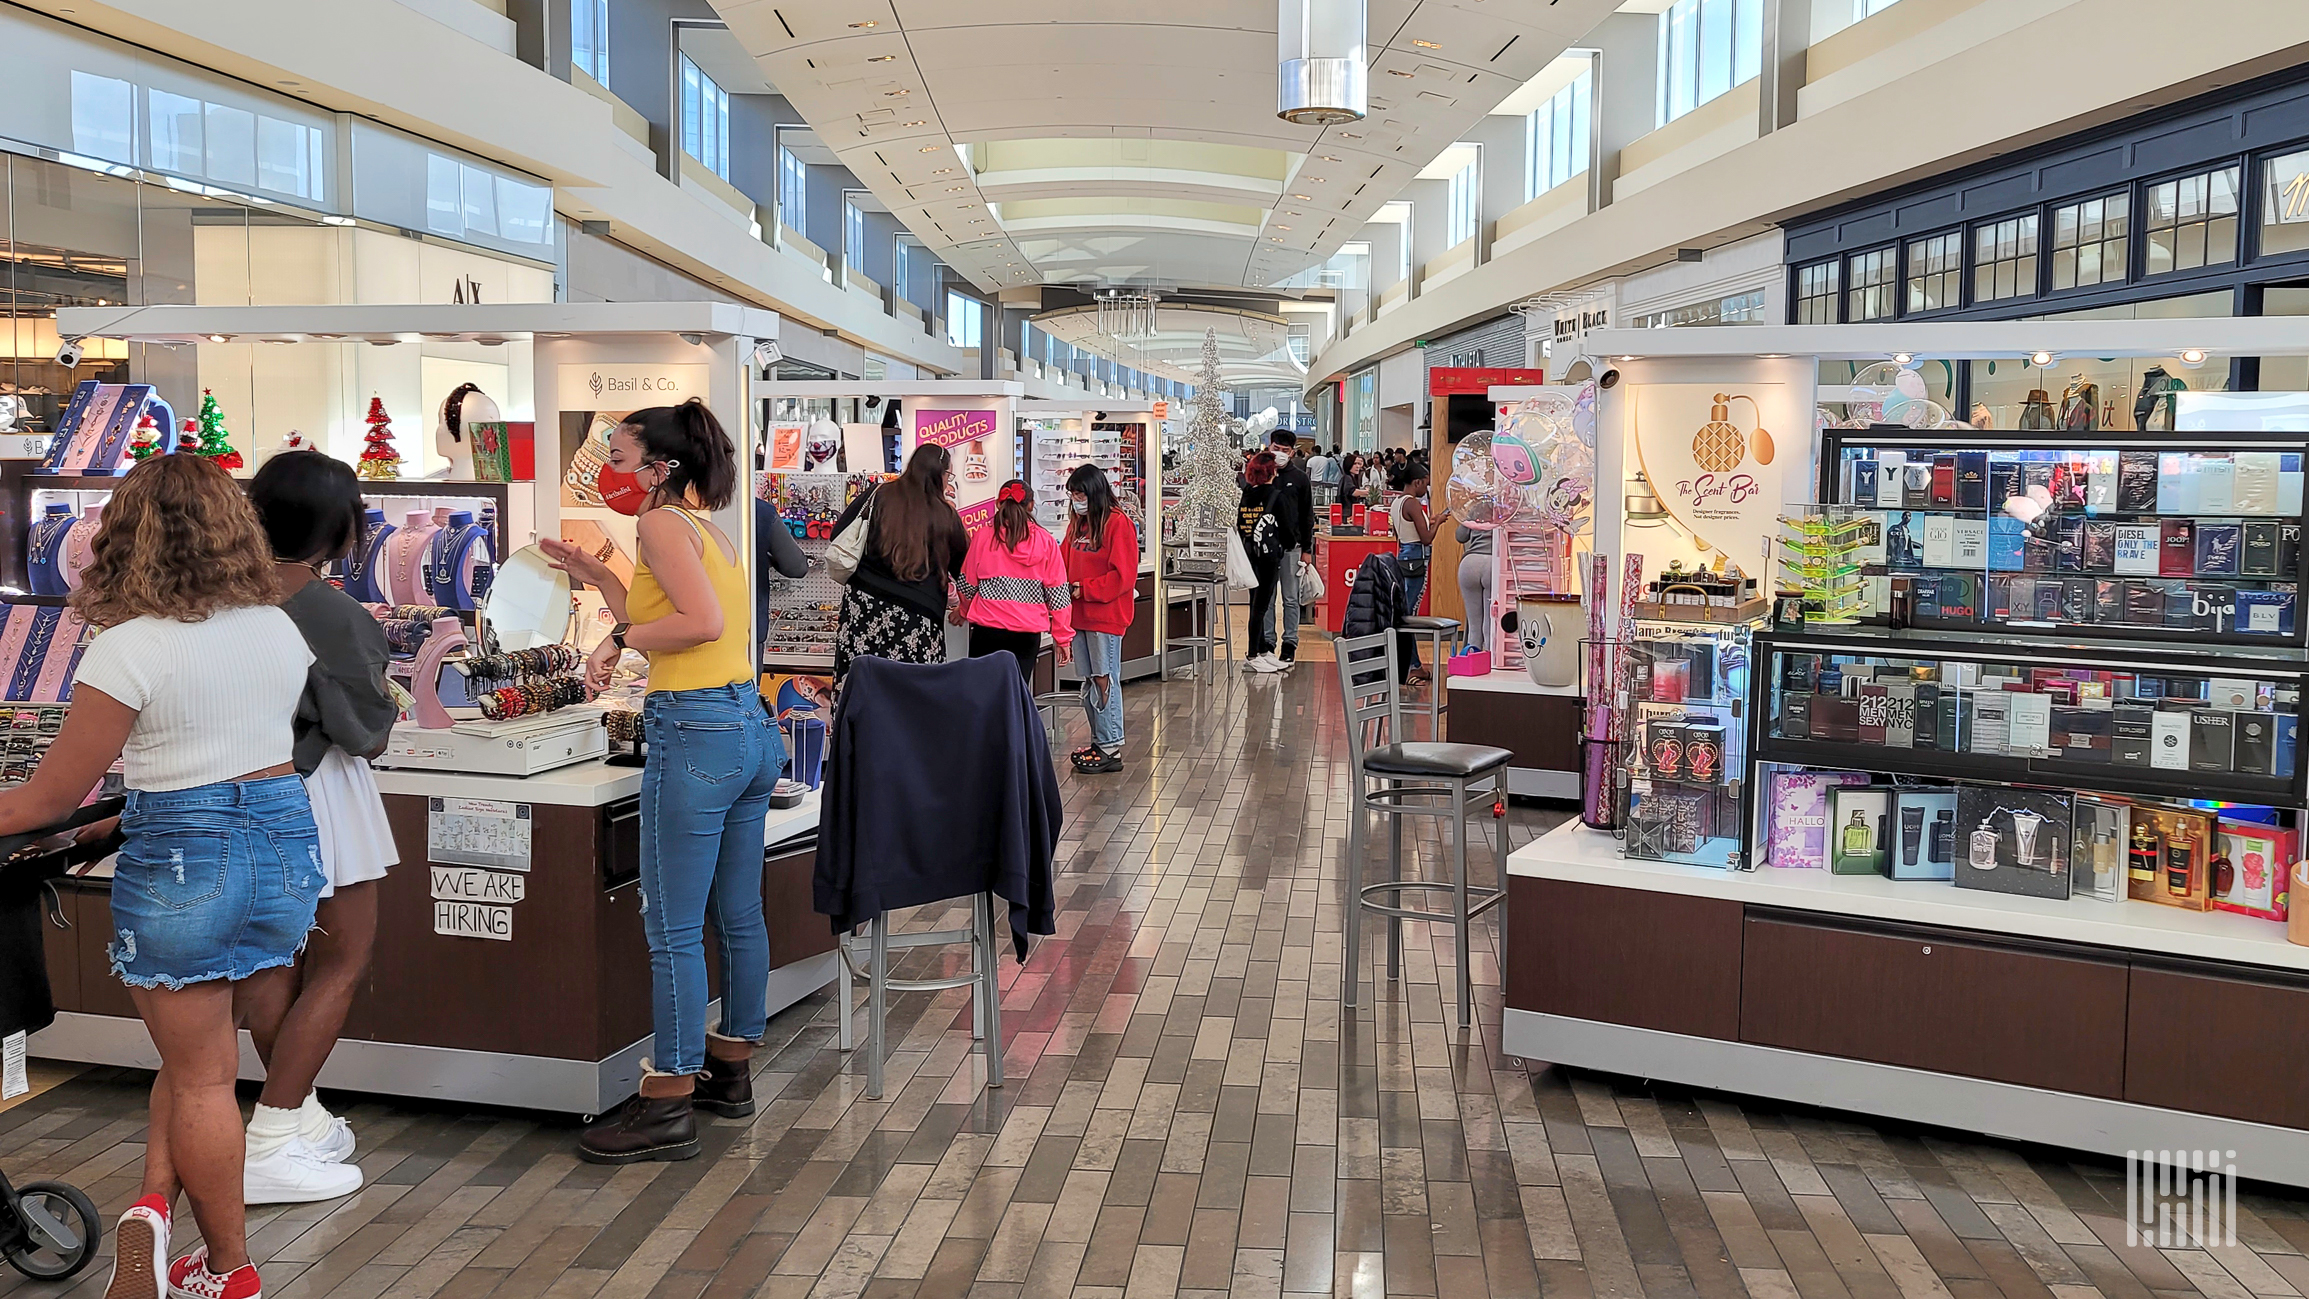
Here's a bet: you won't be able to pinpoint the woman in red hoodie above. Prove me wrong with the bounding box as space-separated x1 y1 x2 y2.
1062 465 1138 773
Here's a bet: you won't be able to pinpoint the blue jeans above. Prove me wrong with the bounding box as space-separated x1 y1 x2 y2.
640 684 786 1074
1257 548 1302 653
109 775 321 989
1078 631 1124 749
1399 542 1430 614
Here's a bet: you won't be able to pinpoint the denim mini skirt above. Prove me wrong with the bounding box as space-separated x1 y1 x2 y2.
107 773 323 990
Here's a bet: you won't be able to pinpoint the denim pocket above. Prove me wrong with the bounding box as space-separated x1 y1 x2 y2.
269 828 324 905
674 719 748 783
118 830 230 911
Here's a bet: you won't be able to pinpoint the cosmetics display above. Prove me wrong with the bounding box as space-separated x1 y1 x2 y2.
1023 415 1147 548
1820 431 2307 646
1619 612 1760 869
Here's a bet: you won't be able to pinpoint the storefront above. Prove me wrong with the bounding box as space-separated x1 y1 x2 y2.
1784 65 2309 427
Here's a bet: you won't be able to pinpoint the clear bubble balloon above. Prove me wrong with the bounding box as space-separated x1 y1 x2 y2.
1445 431 1518 531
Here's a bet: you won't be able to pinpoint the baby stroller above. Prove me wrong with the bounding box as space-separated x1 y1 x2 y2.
0 798 124 1280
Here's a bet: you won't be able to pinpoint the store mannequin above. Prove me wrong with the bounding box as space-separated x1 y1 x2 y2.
2059 376 2100 431
426 510 494 611
2019 389 2058 431
386 510 441 607
2133 366 2186 432
433 384 499 480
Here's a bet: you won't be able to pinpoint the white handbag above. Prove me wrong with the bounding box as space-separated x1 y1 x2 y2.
824 493 876 585
1224 529 1258 591
1296 556 1326 602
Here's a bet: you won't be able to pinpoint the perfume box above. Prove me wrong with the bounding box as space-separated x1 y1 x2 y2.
2151 709 2192 771
2094 579 2125 624
1777 691 1812 739
1853 513 1888 566
1956 451 1990 510
1764 770 1870 869
2207 678 2258 710
2061 578 2095 624
1781 653 1819 693
2284 455 2306 514
2281 714 2300 778
2236 588 2297 637
1913 683 1941 749
2084 450 2120 514
1810 694 1860 743
1857 684 1889 745
1829 786 1891 875
2243 521 2281 577
2113 703 2156 766
2160 520 2198 577
2194 584 2238 634
1684 724 1727 784
1970 693 2011 756
2113 523 2161 575
2234 452 2282 515
2070 796 2131 903
2234 710 2277 775
2282 523 2303 576
2007 692 2052 757
2157 453 2194 513
1954 785 2074 900
2051 705 2112 761
1887 789 1959 881
1931 455 1957 506
1903 461 1934 509
1850 457 1878 506
2022 531 2056 574
2212 818 2295 921
1883 683 1917 748
2117 451 2160 513
2036 581 2066 622
1987 516 2026 571
1875 453 1908 506
2190 710 2235 772
1989 454 2027 508
2128 804 2213 910
1920 515 1956 568
2162 587 2197 630
2049 517 2081 573
2081 520 2117 573
1952 517 1987 568
2196 522 2243 577
1646 719 1688 779
2196 455 2237 514
1938 573 1981 619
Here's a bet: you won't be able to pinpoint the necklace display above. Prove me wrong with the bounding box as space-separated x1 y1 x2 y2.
59 504 101 591
425 511 494 611
387 511 439 607
26 505 76 596
345 509 392 604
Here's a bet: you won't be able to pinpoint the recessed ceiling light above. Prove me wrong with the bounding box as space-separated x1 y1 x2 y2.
868 54 895 62
947 186 965 192
1412 39 1440 48
900 120 927 127
933 168 954 174
276 79 301 87
959 203 976 208
1291 194 1313 200
1274 225 1291 230
919 145 941 152
849 20 878 27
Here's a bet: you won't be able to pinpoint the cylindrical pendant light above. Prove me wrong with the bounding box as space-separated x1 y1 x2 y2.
1277 0 1367 126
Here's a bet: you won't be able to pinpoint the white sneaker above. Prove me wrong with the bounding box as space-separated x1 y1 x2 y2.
243 1138 363 1204
302 1113 355 1164
1252 655 1288 674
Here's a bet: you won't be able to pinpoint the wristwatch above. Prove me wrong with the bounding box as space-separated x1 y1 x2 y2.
609 622 631 650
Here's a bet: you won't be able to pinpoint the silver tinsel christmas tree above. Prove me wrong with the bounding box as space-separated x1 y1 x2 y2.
1178 328 1238 546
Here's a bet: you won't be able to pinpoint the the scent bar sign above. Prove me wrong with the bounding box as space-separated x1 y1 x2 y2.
1630 383 1790 583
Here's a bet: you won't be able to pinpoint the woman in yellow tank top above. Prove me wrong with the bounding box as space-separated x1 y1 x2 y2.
540 399 784 1166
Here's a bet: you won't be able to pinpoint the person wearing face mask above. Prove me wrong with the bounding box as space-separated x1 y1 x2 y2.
539 400 785 1165
1061 464 1138 773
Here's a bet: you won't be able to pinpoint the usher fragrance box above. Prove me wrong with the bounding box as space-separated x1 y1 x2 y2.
1829 786 1892 875
2212 818 2294 921
1764 770 1870 869
1888 789 1959 881
1955 785 2074 899
2190 709 2235 772
2070 796 2131 903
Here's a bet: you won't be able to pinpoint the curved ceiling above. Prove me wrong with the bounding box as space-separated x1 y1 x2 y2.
710 0 1625 295
1032 303 1303 387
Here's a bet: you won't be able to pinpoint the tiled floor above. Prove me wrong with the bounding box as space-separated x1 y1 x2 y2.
8 665 2309 1299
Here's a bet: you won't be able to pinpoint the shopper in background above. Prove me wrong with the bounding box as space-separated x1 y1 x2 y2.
541 399 783 1166
958 479 1073 683
1063 464 1138 773
1389 466 1449 685
1456 521 1496 655
826 444 970 684
0 454 317 1299
1263 431 1314 667
1238 450 1294 673
235 452 398 1206
755 496 809 645
1337 451 1366 513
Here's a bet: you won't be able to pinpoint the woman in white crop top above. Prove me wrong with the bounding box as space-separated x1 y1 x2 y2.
0 454 319 1299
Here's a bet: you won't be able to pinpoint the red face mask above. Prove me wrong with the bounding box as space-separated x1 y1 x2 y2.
597 463 648 516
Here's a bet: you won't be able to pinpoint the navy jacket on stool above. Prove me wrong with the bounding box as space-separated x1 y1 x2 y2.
815 653 1061 957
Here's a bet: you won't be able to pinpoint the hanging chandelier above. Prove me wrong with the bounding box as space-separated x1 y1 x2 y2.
1095 290 1159 343
1277 0 1367 125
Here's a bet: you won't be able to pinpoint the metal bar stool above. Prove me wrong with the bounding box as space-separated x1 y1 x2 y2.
833 893 1006 1100
1399 615 1461 739
1161 574 1231 678
1333 630 1512 1032
1035 690 1077 752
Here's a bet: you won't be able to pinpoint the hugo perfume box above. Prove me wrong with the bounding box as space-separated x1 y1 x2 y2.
1954 785 2074 899
1886 789 1958 881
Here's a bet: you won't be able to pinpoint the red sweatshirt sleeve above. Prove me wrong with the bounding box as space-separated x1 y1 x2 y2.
1083 515 1138 604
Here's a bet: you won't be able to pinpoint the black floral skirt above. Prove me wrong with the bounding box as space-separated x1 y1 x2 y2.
833 584 946 684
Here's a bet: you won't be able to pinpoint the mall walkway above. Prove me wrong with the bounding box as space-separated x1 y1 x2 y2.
6 669 2309 1299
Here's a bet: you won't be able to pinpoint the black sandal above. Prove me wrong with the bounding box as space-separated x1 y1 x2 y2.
1071 747 1123 773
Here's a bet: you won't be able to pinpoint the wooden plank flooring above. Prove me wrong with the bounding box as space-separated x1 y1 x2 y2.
7 665 2309 1299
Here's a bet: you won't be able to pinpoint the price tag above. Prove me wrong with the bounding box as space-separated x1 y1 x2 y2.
3 1030 26 1100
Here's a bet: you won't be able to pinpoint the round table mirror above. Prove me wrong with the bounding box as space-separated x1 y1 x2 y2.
481 544 572 651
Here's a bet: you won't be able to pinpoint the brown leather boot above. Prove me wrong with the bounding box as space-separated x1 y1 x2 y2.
578 1066 698 1164
695 1032 756 1118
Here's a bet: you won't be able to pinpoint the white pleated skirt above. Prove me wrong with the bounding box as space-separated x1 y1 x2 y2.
306 747 398 898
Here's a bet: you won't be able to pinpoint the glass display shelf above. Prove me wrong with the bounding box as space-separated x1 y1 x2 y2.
1814 429 2308 648
1620 616 1760 869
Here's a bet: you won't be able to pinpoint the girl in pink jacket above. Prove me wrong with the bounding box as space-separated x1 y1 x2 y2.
957 480 1074 681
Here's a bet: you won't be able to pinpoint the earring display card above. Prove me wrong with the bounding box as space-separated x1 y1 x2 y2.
1954 785 2075 899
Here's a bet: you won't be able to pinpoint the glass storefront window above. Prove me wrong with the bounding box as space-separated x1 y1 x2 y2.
1795 258 1838 324
2143 166 2239 276
1966 291 2233 430
2261 149 2309 258
1905 231 1960 314
1846 246 1895 322
1973 215 2038 303
2050 191 2129 291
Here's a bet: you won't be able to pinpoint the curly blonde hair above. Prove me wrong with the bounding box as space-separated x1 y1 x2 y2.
74 454 281 628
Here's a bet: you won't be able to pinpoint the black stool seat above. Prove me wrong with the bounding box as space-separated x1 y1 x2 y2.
1361 741 1513 779
1402 615 1461 631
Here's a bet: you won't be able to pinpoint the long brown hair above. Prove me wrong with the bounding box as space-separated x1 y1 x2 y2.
1064 463 1116 549
75 453 279 628
875 444 970 581
991 480 1034 551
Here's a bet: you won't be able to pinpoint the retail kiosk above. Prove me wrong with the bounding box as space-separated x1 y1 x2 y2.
29 303 839 1117
1015 398 1188 681
1501 320 2309 1186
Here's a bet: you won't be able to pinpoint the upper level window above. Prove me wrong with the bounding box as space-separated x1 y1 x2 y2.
1905 231 1961 313
2050 192 2129 291
1794 259 1839 324
2144 165 2239 276
678 56 729 180
1525 69 1592 201
1854 0 1900 19
779 147 808 237
893 241 910 295
1973 214 2038 302
572 0 609 86
845 202 865 272
1657 0 1762 127
2263 148 2309 258
1446 159 1480 249
946 291 984 349
1846 246 1896 322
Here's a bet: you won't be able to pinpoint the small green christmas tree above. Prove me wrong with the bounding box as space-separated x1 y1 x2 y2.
192 389 242 470
357 396 402 480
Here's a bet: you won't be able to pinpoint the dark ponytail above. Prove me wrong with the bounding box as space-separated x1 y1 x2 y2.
624 398 737 510
992 480 1034 551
